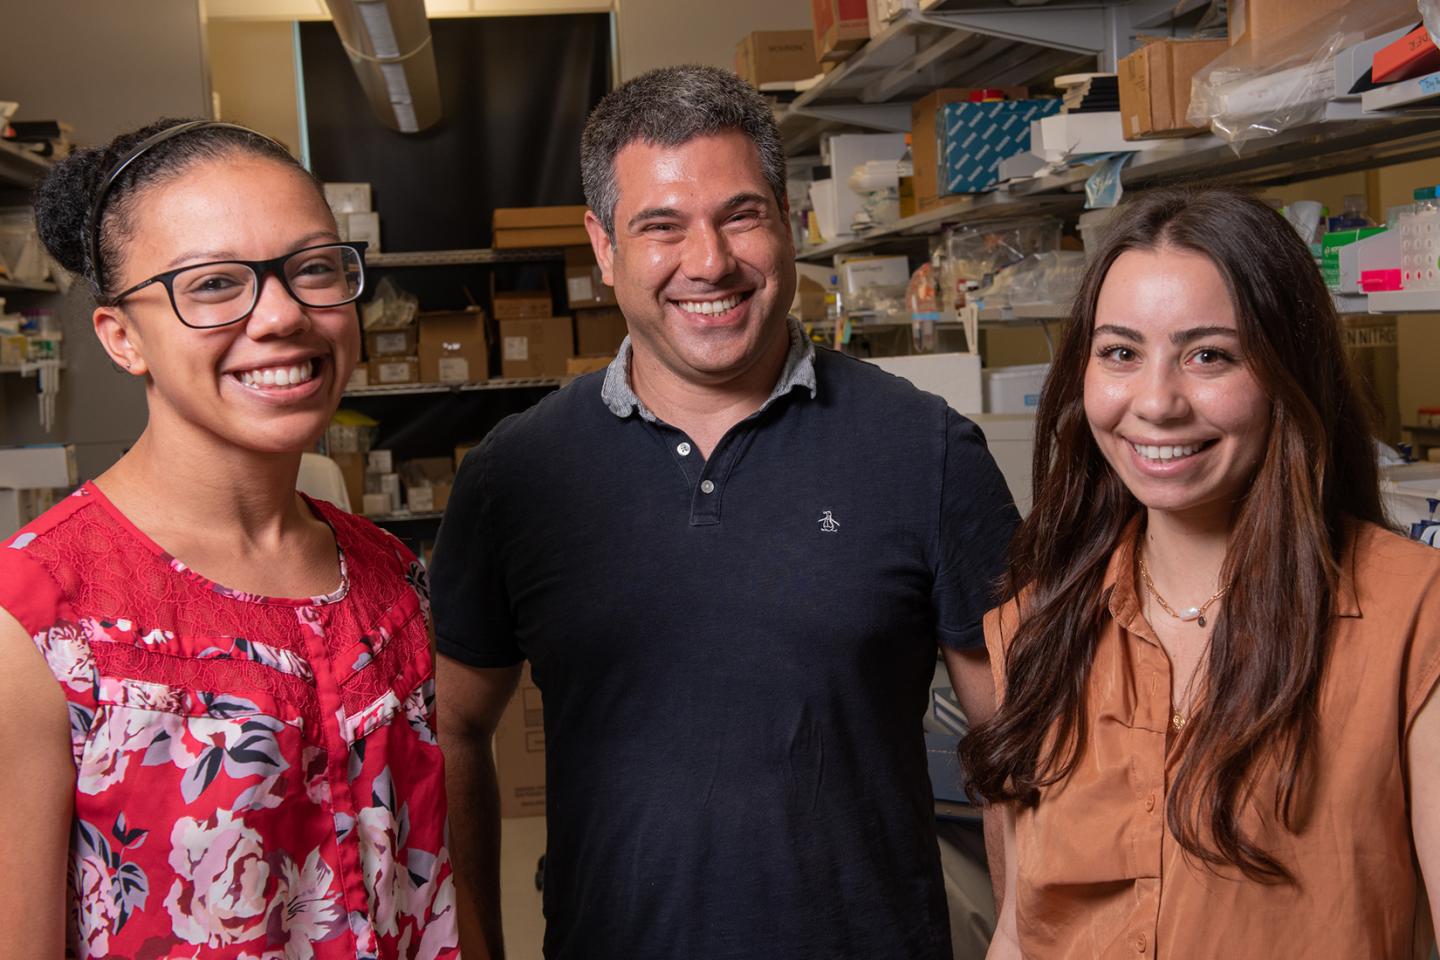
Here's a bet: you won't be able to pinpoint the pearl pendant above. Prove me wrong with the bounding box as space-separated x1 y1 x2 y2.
1179 606 1201 621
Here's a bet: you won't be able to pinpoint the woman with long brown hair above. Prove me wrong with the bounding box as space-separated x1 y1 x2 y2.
962 186 1440 958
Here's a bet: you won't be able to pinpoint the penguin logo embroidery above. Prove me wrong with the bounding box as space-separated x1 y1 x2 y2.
818 510 840 533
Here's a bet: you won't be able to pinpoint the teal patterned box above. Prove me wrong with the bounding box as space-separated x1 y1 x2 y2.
937 99 1061 195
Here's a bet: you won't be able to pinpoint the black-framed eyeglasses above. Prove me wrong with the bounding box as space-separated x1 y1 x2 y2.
102 241 368 329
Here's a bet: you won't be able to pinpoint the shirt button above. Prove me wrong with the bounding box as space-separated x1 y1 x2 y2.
1135 932 1147 952
700 480 715 494
677 442 692 456
1144 792 1156 812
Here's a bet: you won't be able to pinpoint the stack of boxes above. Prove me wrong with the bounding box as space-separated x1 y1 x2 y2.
323 182 381 252
365 314 420 386
1117 39 1228 140
362 448 402 518
565 246 627 374
398 457 454 514
493 206 588 249
494 286 574 379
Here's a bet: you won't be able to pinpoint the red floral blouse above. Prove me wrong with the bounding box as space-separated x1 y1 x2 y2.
0 483 459 960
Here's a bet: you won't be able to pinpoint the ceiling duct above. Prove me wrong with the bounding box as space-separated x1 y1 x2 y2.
322 0 442 133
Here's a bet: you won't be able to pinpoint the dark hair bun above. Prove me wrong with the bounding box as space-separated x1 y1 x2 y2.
33 143 110 279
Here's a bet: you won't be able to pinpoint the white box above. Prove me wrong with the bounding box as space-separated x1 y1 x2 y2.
983 362 1050 414
827 133 908 239
840 255 911 297
341 211 381 252
1038 113 1165 157
0 444 77 489
366 449 393 474
970 413 1037 517
379 473 402 512
324 182 372 214
865 352 983 414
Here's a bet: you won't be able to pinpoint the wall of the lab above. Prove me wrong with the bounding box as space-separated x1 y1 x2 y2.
614 0 813 80
208 20 303 155
0 0 211 477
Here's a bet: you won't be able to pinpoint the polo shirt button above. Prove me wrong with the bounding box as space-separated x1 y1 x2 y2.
677 442 692 456
1144 792 1155 812
1135 932 1147 952
700 480 715 494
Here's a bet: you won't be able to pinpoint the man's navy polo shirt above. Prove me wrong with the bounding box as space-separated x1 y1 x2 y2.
432 329 1019 960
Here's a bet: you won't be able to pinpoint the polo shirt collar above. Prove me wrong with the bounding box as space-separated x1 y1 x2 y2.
1102 514 1363 628
600 317 817 423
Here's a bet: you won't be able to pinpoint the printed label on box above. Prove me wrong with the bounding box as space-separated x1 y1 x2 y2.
437 357 470 382
373 331 407 355
503 336 529 361
377 362 411 383
567 276 595 302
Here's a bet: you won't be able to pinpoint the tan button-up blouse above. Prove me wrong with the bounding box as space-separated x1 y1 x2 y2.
985 520 1440 959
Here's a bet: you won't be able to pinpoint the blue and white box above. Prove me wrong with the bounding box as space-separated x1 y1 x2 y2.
937 99 1062 195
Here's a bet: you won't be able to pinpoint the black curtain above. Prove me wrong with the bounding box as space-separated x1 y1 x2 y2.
300 15 611 252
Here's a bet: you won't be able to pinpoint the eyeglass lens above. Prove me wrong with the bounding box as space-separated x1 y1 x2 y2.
172 244 363 328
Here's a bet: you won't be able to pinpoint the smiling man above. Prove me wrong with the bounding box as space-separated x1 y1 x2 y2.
431 65 1020 960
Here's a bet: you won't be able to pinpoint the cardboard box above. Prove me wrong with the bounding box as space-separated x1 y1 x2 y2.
494 226 591 249
493 206 588 230
937 99 1061 195
345 365 369 391
0 334 26 366
911 89 1029 206
365 326 417 359
323 182 371 214
331 452 366 513
1118 39 1227 139
494 663 546 818
734 30 818 86
492 290 554 320
0 444 77 489
812 0 870 61
368 356 419 385
418 309 488 384
340 211 381 252
574 307 628 356
494 206 589 249
454 442 479 472
564 246 617 309
566 355 613 376
1228 0 1348 48
500 316 575 379
361 492 392 517
366 449 393 474
400 458 455 514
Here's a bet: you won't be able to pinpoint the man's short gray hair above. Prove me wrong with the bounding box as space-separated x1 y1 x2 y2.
581 65 787 240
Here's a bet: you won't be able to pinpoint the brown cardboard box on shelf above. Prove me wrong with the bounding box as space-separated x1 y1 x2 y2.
566 355 613 376
910 88 1029 208
417 308 488 383
796 274 828 323
494 663 546 818
1228 0 1348 47
494 226 591 248
492 290 554 320
365 326 417 359
399 457 454 514
574 306 628 356
811 0 869 61
500 316 574 379
1118 39 1227 139
368 356 419 385
493 206 590 249
734 30 818 86
454 442 479 472
331 452 366 513
564 246 617 309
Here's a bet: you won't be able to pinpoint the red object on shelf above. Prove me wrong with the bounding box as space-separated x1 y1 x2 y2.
1360 268 1403 292
1372 25 1440 84
968 88 1008 101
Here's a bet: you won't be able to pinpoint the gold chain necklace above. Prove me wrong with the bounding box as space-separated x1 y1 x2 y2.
1137 556 1228 732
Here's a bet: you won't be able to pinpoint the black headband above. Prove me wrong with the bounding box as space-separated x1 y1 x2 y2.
85 120 287 293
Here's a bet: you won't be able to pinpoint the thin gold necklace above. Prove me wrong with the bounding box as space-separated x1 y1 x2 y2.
1137 557 1228 629
1137 556 1228 732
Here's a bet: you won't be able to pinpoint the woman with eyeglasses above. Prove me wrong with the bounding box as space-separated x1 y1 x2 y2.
0 120 462 959
961 187 1440 958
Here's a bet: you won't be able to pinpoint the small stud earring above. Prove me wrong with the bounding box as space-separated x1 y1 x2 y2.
123 360 132 370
